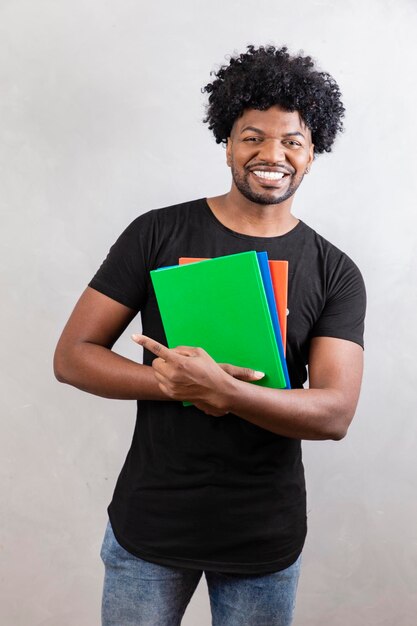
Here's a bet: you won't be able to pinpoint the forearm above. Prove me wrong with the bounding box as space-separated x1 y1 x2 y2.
54 342 167 400
221 378 352 441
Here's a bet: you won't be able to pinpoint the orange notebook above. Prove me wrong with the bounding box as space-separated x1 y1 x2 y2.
179 257 289 355
268 260 288 355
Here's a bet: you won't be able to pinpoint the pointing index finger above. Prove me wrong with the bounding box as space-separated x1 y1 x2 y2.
131 334 177 361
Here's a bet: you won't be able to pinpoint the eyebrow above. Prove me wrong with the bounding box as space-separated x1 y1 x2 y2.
283 131 305 139
240 126 266 134
240 126 305 139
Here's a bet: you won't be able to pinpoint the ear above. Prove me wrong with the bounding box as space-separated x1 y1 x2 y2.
226 137 232 167
306 143 315 173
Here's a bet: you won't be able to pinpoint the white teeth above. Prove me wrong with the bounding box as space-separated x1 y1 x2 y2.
253 170 285 180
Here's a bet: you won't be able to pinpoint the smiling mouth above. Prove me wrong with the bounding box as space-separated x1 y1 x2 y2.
250 170 290 185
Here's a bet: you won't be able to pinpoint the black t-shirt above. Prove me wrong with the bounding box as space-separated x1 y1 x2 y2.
89 198 366 574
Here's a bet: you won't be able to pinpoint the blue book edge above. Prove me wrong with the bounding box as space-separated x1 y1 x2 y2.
256 252 291 389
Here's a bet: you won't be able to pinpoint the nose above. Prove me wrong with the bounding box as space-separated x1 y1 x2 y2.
258 138 286 164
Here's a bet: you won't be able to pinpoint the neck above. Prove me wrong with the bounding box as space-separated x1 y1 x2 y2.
207 189 299 237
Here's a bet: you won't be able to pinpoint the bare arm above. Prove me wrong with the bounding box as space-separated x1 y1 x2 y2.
135 334 364 440
53 287 259 402
53 287 167 400
220 336 363 440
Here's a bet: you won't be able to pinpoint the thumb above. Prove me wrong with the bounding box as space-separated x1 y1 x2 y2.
220 363 265 382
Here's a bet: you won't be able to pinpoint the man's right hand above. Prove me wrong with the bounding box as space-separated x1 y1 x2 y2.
131 334 264 417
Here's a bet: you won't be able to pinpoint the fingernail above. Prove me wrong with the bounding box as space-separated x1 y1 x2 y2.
254 371 265 379
131 334 142 343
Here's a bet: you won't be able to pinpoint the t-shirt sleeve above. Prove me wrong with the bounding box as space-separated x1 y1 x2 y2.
310 254 366 348
88 213 154 311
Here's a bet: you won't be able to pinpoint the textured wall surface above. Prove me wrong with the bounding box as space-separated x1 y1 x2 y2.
1 0 417 624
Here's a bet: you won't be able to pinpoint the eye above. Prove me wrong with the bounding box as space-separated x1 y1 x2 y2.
283 140 302 147
243 136 262 143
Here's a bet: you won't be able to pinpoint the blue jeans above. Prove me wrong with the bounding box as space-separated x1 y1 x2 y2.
101 521 301 626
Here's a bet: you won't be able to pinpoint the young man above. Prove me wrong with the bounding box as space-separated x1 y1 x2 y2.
54 45 366 626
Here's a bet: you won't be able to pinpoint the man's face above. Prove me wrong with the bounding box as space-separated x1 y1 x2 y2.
226 106 314 206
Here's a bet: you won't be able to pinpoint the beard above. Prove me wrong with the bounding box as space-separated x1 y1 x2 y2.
231 163 304 206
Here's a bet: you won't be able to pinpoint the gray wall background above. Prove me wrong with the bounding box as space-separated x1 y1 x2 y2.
1 0 417 624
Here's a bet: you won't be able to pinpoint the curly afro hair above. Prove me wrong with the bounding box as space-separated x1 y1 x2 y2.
202 45 345 154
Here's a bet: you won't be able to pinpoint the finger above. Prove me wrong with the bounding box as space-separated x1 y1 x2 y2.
172 346 208 357
153 370 169 387
156 381 171 397
172 346 197 356
151 357 170 375
131 334 180 362
219 363 265 381
152 363 189 391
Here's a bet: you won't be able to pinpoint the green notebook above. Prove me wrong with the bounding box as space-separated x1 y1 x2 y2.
150 251 287 394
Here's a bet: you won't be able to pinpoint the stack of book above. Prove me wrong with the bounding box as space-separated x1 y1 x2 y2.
150 251 290 398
